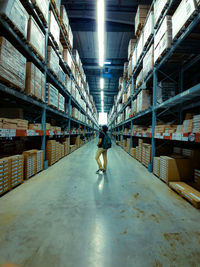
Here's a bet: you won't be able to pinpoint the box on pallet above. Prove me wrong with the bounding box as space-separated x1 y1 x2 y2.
27 16 45 61
0 0 29 38
136 69 143 88
9 155 24 189
143 44 154 79
26 62 45 102
130 148 136 158
29 123 42 130
47 46 60 76
153 157 160 177
132 48 137 70
49 11 60 45
48 83 58 108
155 16 172 49
135 5 150 36
172 0 197 40
58 66 65 85
63 49 72 69
143 11 154 46
128 39 136 60
154 0 170 26
156 82 176 104
58 93 65 112
31 0 49 24
0 37 26 90
137 90 151 113
136 33 144 63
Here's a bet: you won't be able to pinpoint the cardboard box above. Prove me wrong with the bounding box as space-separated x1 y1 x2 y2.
135 5 150 35
48 83 58 108
154 0 170 26
143 44 154 79
130 148 136 158
153 157 160 177
0 37 26 90
31 0 49 24
60 5 69 31
49 11 60 45
143 11 154 46
47 46 60 77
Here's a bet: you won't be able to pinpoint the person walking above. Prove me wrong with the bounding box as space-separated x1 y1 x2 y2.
95 125 111 174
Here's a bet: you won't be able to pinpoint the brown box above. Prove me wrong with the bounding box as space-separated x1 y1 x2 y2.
153 157 160 177
122 94 127 104
130 148 136 158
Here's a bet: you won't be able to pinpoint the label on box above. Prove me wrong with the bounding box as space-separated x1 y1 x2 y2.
27 130 38 136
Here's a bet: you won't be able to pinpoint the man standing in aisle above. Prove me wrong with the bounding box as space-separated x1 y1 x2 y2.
95 125 111 174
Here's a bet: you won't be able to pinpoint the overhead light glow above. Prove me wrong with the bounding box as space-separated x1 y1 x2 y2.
97 0 105 67
101 91 104 100
100 78 104 89
104 61 111 65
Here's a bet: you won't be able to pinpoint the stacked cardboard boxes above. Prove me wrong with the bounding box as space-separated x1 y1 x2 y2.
135 5 149 36
0 158 10 196
154 0 170 26
193 115 200 133
136 90 151 113
143 45 154 78
31 0 49 25
48 84 59 108
142 143 151 167
0 118 28 129
47 46 60 77
130 148 136 158
46 140 56 166
9 155 24 189
153 157 160 177
49 11 60 46
23 150 37 179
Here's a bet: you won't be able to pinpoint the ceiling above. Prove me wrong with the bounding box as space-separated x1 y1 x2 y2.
63 0 152 113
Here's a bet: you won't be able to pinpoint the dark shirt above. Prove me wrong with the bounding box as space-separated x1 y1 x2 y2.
98 132 105 148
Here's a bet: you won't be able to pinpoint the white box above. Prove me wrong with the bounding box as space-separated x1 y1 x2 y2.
143 12 154 46
155 16 172 49
136 32 144 63
154 0 170 26
154 31 172 63
143 44 154 78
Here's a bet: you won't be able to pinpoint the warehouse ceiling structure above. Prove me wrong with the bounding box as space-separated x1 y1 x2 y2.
63 0 152 113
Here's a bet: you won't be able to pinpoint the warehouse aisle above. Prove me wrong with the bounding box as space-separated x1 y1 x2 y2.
0 140 200 267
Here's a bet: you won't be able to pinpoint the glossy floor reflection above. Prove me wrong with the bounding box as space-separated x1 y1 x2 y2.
0 140 200 267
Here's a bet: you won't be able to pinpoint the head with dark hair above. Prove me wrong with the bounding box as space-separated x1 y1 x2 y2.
102 125 108 133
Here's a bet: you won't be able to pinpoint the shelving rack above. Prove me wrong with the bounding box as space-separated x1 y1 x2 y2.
0 0 99 167
108 0 200 171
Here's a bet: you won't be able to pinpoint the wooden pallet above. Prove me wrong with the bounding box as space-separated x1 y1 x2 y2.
1 14 27 41
136 23 144 39
30 0 48 26
49 32 59 50
50 0 60 18
27 42 45 63
154 2 170 29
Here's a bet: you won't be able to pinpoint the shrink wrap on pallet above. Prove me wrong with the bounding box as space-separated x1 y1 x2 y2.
58 93 65 112
31 0 49 24
0 0 29 38
155 16 172 49
136 33 144 63
154 0 170 26
27 16 45 61
48 83 58 108
172 0 197 39
60 5 69 31
26 62 45 102
0 37 26 90
135 5 149 35
143 44 154 79
49 11 60 46
143 12 154 46
47 46 60 76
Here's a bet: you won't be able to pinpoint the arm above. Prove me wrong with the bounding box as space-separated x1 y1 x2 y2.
98 138 102 146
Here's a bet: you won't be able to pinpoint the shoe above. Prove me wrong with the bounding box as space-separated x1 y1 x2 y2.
96 169 101 174
102 169 106 173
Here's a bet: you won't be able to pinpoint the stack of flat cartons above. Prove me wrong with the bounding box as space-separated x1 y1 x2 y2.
0 37 26 90
172 0 197 40
23 150 37 179
27 16 45 61
143 45 154 79
193 115 200 133
154 0 170 26
49 11 60 46
130 148 136 158
0 118 28 129
142 143 151 167
136 146 139 161
56 142 61 162
138 139 143 162
47 46 60 77
160 156 192 184
153 157 160 177
9 155 24 189
36 150 44 173
61 144 65 158
26 62 45 101
194 170 200 185
0 158 9 196
48 83 58 109
169 182 200 209
46 140 56 166
0 0 29 38
154 16 172 64
183 119 193 133
135 5 149 36
63 138 70 156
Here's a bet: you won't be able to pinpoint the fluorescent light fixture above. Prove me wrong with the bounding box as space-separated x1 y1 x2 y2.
101 91 104 100
104 61 111 65
100 78 104 89
97 0 105 67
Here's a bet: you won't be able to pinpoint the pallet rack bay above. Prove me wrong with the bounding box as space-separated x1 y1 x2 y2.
0 0 98 173
109 0 200 172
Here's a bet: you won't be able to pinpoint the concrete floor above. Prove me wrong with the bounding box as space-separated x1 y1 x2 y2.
0 140 200 267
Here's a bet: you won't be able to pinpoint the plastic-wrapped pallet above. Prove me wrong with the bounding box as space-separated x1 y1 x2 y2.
58 93 65 112
172 0 197 40
128 39 136 60
136 33 144 63
137 90 151 113
26 62 45 102
27 16 45 61
136 69 143 89
0 0 29 38
143 44 154 79
47 46 60 77
0 158 9 196
48 83 58 108
31 0 49 24
154 16 172 63
154 0 170 26
0 37 26 90
135 5 150 35
49 11 60 46
143 11 154 46
153 157 160 177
